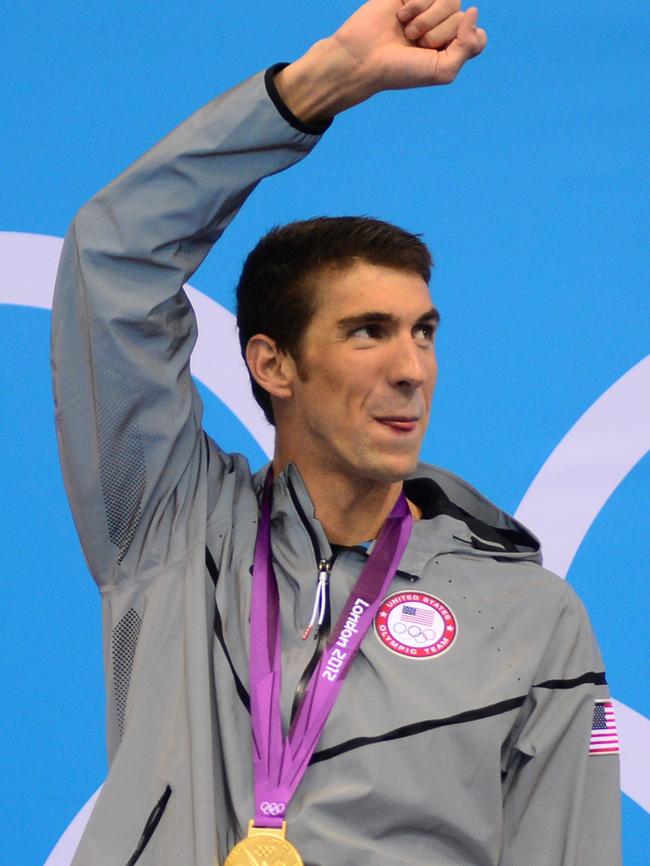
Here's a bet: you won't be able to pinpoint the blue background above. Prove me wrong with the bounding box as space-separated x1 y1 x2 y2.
1 1 648 862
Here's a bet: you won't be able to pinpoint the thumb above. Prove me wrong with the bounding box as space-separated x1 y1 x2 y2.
435 7 487 84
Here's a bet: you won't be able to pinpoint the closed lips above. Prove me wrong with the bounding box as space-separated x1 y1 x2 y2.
376 417 418 429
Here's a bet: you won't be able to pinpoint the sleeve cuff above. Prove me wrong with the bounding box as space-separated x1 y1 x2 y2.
264 63 333 136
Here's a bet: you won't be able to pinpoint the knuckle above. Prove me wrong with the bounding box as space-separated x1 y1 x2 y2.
405 18 425 39
417 31 439 49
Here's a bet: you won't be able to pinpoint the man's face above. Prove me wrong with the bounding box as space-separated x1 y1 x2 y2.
280 260 439 485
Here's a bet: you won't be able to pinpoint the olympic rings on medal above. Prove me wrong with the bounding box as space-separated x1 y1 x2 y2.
260 801 285 816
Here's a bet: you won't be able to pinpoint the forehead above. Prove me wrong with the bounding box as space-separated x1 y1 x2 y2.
310 260 434 321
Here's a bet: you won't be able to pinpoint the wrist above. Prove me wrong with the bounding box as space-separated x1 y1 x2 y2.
265 64 333 135
274 36 377 124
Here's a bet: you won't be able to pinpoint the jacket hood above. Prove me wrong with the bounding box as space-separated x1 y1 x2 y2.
401 462 542 569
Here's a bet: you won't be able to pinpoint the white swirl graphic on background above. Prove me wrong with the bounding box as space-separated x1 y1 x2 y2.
0 232 646 864
515 354 650 814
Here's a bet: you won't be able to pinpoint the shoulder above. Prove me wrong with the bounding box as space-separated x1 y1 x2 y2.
409 461 593 623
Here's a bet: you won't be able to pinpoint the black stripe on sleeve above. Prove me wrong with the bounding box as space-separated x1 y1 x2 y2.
533 671 607 690
264 63 333 136
309 694 527 766
205 547 251 713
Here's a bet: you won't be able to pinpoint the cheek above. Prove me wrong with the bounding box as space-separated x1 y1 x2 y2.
300 369 361 422
301 350 385 416
419 360 437 416
429 354 439 389
317 361 372 401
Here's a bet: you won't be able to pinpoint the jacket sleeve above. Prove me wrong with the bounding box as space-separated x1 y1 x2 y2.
51 69 327 589
500 581 621 866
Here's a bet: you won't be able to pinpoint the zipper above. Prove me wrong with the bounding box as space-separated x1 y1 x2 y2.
290 553 339 724
124 785 172 866
286 476 338 723
286 476 322 564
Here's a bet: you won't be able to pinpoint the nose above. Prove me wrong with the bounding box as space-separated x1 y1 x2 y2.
388 335 433 391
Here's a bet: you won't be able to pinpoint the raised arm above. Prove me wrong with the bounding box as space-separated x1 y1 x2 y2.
51 0 486 589
51 71 327 588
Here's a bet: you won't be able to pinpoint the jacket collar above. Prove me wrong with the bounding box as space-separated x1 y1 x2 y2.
254 460 542 581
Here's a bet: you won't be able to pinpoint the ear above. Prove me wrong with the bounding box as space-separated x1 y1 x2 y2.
245 334 297 401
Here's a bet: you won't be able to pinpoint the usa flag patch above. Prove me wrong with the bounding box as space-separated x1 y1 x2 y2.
589 699 619 756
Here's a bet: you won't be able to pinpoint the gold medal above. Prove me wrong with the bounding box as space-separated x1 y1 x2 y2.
225 820 304 866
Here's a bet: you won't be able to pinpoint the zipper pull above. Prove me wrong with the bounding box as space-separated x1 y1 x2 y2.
302 559 331 640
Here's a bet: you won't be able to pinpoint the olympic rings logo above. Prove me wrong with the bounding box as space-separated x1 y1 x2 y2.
392 622 436 643
260 801 285 817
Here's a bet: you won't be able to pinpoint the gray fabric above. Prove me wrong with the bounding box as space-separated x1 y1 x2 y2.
51 70 621 866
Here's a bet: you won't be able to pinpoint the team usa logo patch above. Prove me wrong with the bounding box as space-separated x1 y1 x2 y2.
374 591 458 659
589 699 620 755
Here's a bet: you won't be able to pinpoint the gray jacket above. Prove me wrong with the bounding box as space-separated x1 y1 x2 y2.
51 69 621 866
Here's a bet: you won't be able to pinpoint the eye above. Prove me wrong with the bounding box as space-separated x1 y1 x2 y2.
413 323 436 342
351 324 384 340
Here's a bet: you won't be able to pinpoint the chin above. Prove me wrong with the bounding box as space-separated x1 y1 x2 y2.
361 452 420 484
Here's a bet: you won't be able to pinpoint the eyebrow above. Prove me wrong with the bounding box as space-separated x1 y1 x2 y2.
337 307 441 331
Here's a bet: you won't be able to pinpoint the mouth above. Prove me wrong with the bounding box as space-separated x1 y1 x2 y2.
375 416 419 433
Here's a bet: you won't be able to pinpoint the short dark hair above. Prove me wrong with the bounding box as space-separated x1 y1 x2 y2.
235 216 433 425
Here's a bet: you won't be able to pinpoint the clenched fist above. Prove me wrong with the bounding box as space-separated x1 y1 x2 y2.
276 0 487 122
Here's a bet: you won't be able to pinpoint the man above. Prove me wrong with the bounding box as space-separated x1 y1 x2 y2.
51 1 621 864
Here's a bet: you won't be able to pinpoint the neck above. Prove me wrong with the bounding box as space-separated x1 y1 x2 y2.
274 457 419 546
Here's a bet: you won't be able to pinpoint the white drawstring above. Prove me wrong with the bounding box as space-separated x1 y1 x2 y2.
302 566 329 640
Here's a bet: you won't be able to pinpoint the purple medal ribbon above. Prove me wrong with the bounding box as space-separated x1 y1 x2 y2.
249 469 413 828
